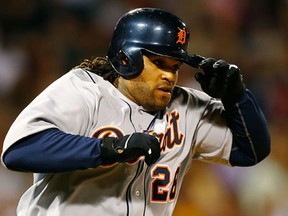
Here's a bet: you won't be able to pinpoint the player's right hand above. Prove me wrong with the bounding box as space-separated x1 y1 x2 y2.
100 133 161 166
194 58 246 103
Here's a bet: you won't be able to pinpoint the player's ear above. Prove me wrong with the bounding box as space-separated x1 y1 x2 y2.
118 50 129 66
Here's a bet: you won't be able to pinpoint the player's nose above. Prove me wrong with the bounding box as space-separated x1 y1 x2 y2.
161 70 177 84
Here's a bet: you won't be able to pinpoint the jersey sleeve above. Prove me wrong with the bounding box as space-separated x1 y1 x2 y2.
224 89 270 166
191 89 270 167
191 98 233 165
2 70 98 160
2 128 102 172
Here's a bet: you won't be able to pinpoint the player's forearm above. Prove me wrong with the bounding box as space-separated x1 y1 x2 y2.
223 89 271 166
2 128 102 173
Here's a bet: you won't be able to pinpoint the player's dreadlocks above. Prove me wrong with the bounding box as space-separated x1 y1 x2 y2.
74 57 118 84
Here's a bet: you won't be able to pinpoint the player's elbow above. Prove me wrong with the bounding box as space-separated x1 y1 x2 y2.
256 138 271 164
2 144 31 172
229 140 271 167
252 129 271 165
2 148 22 171
230 126 271 167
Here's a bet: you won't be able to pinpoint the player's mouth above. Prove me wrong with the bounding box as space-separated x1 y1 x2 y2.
157 85 173 96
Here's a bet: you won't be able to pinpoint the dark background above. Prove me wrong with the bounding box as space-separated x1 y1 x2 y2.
0 0 287 215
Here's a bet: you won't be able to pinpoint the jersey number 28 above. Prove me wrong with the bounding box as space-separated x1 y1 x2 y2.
151 166 180 202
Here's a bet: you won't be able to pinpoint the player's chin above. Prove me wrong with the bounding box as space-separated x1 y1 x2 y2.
155 95 171 110
145 91 171 111
144 97 170 112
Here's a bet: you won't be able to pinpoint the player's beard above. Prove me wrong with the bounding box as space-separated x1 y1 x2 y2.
132 84 172 112
116 75 174 112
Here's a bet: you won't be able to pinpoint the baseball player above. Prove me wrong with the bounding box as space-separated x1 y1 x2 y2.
1 8 270 216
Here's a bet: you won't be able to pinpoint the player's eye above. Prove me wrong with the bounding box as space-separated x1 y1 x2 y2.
172 64 181 72
152 60 164 67
153 60 181 74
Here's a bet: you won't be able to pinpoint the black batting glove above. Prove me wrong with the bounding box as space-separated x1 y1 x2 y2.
100 133 160 166
194 58 246 103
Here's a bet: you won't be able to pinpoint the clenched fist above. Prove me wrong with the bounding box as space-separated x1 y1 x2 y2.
100 133 160 166
195 58 246 103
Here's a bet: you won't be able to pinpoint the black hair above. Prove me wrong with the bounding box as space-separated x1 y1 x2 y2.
74 57 118 83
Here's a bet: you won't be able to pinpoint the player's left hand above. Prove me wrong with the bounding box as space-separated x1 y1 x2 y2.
194 58 246 103
100 133 161 166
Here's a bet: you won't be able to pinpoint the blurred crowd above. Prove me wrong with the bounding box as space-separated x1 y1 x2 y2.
0 0 287 215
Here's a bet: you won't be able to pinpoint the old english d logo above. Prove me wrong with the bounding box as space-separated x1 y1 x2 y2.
176 27 186 45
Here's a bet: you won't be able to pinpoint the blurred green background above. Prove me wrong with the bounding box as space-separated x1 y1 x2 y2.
0 0 287 215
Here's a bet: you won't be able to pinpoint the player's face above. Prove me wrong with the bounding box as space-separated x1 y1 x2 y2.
117 54 182 112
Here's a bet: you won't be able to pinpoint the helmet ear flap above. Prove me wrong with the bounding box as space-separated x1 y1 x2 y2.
111 45 144 77
117 50 130 66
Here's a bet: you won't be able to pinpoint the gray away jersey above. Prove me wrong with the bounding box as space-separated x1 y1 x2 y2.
2 68 232 216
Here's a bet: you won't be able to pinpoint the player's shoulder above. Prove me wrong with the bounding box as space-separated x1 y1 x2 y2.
173 86 212 102
171 86 223 112
66 68 105 83
55 68 112 90
42 68 114 99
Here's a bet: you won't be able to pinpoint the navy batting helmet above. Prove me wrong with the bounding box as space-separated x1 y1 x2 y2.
107 8 203 77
